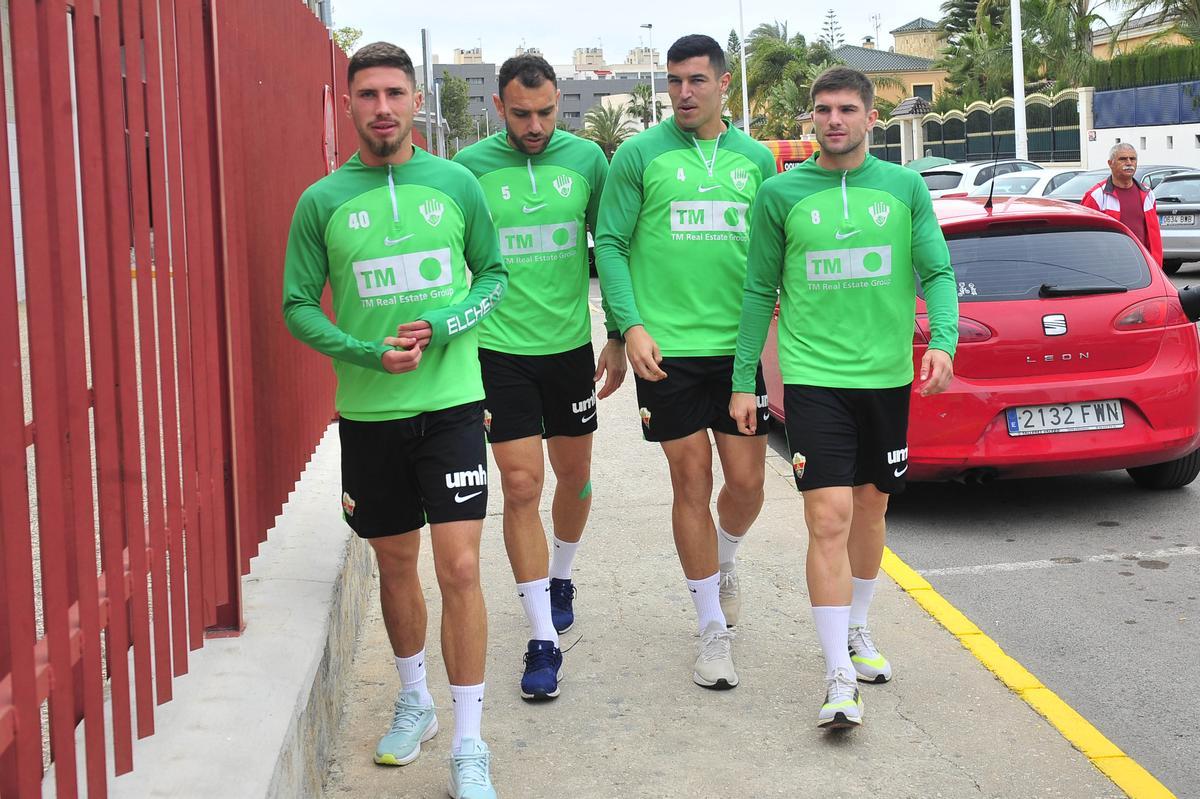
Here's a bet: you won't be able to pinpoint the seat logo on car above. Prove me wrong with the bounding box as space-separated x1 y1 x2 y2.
1042 314 1067 336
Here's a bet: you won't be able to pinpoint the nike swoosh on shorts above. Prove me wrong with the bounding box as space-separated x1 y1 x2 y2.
893 465 908 477
455 490 483 503
581 411 597 423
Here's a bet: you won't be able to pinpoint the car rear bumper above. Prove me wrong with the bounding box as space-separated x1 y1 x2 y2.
908 328 1200 481
1160 228 1200 260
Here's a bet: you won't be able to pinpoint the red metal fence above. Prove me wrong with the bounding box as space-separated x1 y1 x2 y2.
0 0 350 795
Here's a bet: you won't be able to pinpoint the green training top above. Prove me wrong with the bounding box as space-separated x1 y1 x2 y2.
594 117 777 356
454 130 611 355
282 148 507 421
732 153 958 392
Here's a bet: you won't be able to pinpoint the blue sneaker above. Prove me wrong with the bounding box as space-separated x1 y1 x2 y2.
520 639 563 700
549 577 576 633
373 689 437 766
448 738 497 799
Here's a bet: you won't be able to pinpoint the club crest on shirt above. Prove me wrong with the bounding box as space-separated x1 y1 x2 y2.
553 175 573 198
869 202 890 227
731 168 749 191
420 198 444 227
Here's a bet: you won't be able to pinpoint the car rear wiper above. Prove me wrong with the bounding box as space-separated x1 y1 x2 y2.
1039 283 1129 297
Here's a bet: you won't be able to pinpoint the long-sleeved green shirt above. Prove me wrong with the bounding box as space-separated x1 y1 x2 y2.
453 130 611 354
282 149 507 420
594 117 777 356
733 153 958 392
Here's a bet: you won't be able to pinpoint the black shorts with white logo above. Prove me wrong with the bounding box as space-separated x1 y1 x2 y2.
782 384 912 494
479 343 598 443
634 356 769 443
338 401 488 538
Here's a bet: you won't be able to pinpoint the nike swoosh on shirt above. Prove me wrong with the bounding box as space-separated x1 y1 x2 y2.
522 203 546 213
834 229 861 240
697 185 721 193
454 490 483 503
893 465 908 477
581 411 597 423
384 234 414 246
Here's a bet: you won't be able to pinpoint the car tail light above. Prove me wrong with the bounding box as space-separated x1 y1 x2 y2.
1113 297 1188 330
915 314 992 343
942 192 969 198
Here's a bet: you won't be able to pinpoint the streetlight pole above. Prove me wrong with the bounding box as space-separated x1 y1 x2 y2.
641 23 657 125
739 0 750 134
1011 0 1029 159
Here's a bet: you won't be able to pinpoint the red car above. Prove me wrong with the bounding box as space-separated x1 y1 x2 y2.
762 196 1200 489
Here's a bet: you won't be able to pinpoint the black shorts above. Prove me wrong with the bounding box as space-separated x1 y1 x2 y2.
634 356 768 443
338 401 488 538
783 384 911 494
479 343 598 444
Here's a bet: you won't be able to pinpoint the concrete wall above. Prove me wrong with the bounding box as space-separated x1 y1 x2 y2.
1087 122 1200 168
871 69 950 104
893 30 942 60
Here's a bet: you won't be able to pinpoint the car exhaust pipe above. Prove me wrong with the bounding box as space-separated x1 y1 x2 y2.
957 467 999 485
1179 285 1200 323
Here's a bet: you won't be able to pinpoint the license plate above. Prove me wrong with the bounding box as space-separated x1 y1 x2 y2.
1160 214 1195 226
1005 400 1124 436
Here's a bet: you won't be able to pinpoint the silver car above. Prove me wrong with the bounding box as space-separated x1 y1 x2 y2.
1155 171 1200 275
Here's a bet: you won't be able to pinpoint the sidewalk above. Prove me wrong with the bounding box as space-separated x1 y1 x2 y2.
321 326 1123 799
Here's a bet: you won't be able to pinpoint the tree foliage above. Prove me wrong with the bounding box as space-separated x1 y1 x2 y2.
333 26 362 54
627 83 664 128
438 71 474 144
582 102 636 158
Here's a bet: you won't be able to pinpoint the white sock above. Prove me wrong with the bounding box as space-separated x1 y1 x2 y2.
548 535 581 581
449 682 485 753
849 577 878 628
686 572 727 634
395 650 433 705
716 524 744 569
811 605 854 678
517 578 559 644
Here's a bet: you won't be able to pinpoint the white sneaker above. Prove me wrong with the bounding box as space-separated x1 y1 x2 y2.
817 667 864 729
693 621 739 689
848 624 893 684
718 565 741 627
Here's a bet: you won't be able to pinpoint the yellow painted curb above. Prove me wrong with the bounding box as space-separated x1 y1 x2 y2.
880 546 1176 799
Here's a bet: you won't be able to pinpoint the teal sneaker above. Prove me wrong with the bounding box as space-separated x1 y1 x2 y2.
448 738 497 799
373 689 438 766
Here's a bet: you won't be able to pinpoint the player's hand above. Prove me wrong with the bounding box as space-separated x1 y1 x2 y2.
624 326 667 382
396 320 433 350
919 348 953 397
729 392 759 435
594 339 628 400
381 336 423 374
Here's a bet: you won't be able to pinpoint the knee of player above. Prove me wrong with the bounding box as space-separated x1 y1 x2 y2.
553 465 592 496
434 549 481 593
723 469 765 499
669 464 714 502
853 487 890 517
500 468 544 506
805 503 854 541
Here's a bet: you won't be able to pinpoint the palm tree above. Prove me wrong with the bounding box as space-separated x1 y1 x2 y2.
627 84 664 128
582 102 636 158
1110 0 1200 47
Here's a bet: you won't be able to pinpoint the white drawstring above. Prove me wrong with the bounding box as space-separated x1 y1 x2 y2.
526 158 538 194
841 170 850 220
693 132 722 177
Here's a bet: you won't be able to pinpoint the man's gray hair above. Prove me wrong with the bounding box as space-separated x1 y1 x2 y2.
1109 142 1136 159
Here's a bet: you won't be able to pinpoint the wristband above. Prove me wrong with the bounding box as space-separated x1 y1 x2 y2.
607 329 624 342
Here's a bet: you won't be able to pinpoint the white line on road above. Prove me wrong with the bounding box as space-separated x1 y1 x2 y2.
920 545 1200 576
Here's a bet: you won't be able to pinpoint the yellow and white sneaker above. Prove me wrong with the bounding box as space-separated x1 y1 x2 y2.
848 624 893 684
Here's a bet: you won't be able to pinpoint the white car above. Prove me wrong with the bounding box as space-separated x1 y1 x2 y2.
922 160 1042 198
968 168 1086 198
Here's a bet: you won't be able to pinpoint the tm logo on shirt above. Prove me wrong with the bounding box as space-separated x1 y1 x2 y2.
498 221 579 259
806 245 893 286
353 248 454 305
669 201 748 240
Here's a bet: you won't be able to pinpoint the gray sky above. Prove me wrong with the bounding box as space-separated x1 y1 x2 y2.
328 0 947 68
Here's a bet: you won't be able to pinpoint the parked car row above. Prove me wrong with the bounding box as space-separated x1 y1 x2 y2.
762 191 1200 489
921 161 1200 275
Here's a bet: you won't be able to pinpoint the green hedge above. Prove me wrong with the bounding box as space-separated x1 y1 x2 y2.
1091 44 1200 90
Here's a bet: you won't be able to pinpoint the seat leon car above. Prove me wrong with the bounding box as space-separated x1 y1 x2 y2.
761 196 1200 488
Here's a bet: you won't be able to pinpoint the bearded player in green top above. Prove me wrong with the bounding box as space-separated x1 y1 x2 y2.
282 43 505 798
730 67 959 730
454 55 625 702
595 34 777 690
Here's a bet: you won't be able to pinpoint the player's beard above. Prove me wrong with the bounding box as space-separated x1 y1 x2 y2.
359 118 408 159
508 126 552 155
817 127 865 155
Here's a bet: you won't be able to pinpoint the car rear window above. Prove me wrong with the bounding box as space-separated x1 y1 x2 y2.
923 171 963 191
970 175 1039 196
1155 178 1200 203
920 228 1152 302
1045 171 1107 200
